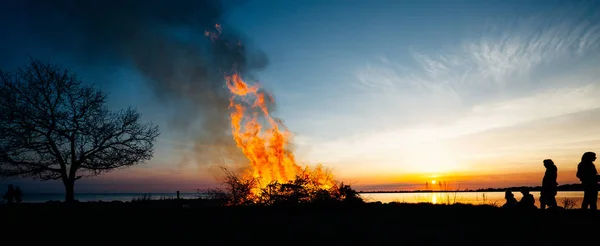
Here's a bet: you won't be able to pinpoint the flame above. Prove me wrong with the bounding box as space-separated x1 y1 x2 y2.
226 72 335 192
206 25 336 197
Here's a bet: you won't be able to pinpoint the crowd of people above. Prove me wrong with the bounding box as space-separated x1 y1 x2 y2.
502 151 600 210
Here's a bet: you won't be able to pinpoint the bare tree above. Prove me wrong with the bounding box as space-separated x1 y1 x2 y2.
0 60 159 202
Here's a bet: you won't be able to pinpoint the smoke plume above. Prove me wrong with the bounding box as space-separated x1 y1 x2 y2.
0 0 269 167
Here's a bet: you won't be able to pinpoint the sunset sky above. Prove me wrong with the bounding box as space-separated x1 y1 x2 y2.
2 0 600 193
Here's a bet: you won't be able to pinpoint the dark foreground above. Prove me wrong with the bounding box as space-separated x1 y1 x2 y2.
2 200 600 245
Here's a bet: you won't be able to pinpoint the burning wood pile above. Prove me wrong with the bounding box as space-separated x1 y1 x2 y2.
203 25 362 206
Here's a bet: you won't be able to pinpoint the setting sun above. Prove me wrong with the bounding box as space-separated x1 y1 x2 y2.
431 180 437 185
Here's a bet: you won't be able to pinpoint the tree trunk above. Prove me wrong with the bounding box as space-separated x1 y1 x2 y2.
64 179 75 203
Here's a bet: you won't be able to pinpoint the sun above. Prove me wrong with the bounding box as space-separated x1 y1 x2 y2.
431 180 437 185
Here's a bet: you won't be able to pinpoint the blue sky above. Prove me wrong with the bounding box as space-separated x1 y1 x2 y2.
2 0 600 192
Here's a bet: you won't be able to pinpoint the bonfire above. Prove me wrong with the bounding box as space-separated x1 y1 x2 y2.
204 25 356 205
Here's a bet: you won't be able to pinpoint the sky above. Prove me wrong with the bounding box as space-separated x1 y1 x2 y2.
2 0 600 193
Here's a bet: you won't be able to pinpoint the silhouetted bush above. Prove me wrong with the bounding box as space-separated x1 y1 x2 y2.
561 198 577 209
206 166 364 206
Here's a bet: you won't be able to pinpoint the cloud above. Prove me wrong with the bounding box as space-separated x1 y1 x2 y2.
356 9 600 101
465 15 600 85
451 82 600 135
355 54 464 103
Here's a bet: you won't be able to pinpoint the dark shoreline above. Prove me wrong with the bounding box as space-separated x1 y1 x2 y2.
3 200 600 244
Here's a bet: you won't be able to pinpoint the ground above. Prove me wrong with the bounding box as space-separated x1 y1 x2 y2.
2 200 599 245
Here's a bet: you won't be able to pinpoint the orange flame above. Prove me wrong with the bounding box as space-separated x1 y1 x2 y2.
206 25 336 196
226 73 335 192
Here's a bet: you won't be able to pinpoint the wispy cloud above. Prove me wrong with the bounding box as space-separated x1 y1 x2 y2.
356 10 600 99
465 14 600 85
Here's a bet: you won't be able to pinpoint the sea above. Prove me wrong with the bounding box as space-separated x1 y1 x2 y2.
4 191 596 208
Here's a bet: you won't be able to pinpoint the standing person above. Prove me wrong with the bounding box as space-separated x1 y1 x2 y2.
576 152 600 210
2 184 15 204
540 159 558 210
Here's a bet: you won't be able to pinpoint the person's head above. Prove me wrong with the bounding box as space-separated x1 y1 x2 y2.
8 184 13 189
543 159 554 168
581 152 597 163
520 189 529 195
505 190 514 199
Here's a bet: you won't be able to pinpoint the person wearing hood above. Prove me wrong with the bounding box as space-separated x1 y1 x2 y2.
540 159 558 210
576 152 600 210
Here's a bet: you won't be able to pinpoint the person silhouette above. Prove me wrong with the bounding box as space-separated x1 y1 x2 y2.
576 152 600 210
540 159 558 210
14 186 23 204
502 190 518 208
3 184 15 204
518 189 537 209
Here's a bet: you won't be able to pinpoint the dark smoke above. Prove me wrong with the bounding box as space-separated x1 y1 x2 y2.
0 0 269 167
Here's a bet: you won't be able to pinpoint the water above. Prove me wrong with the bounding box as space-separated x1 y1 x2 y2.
360 191 593 208
4 191 595 208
